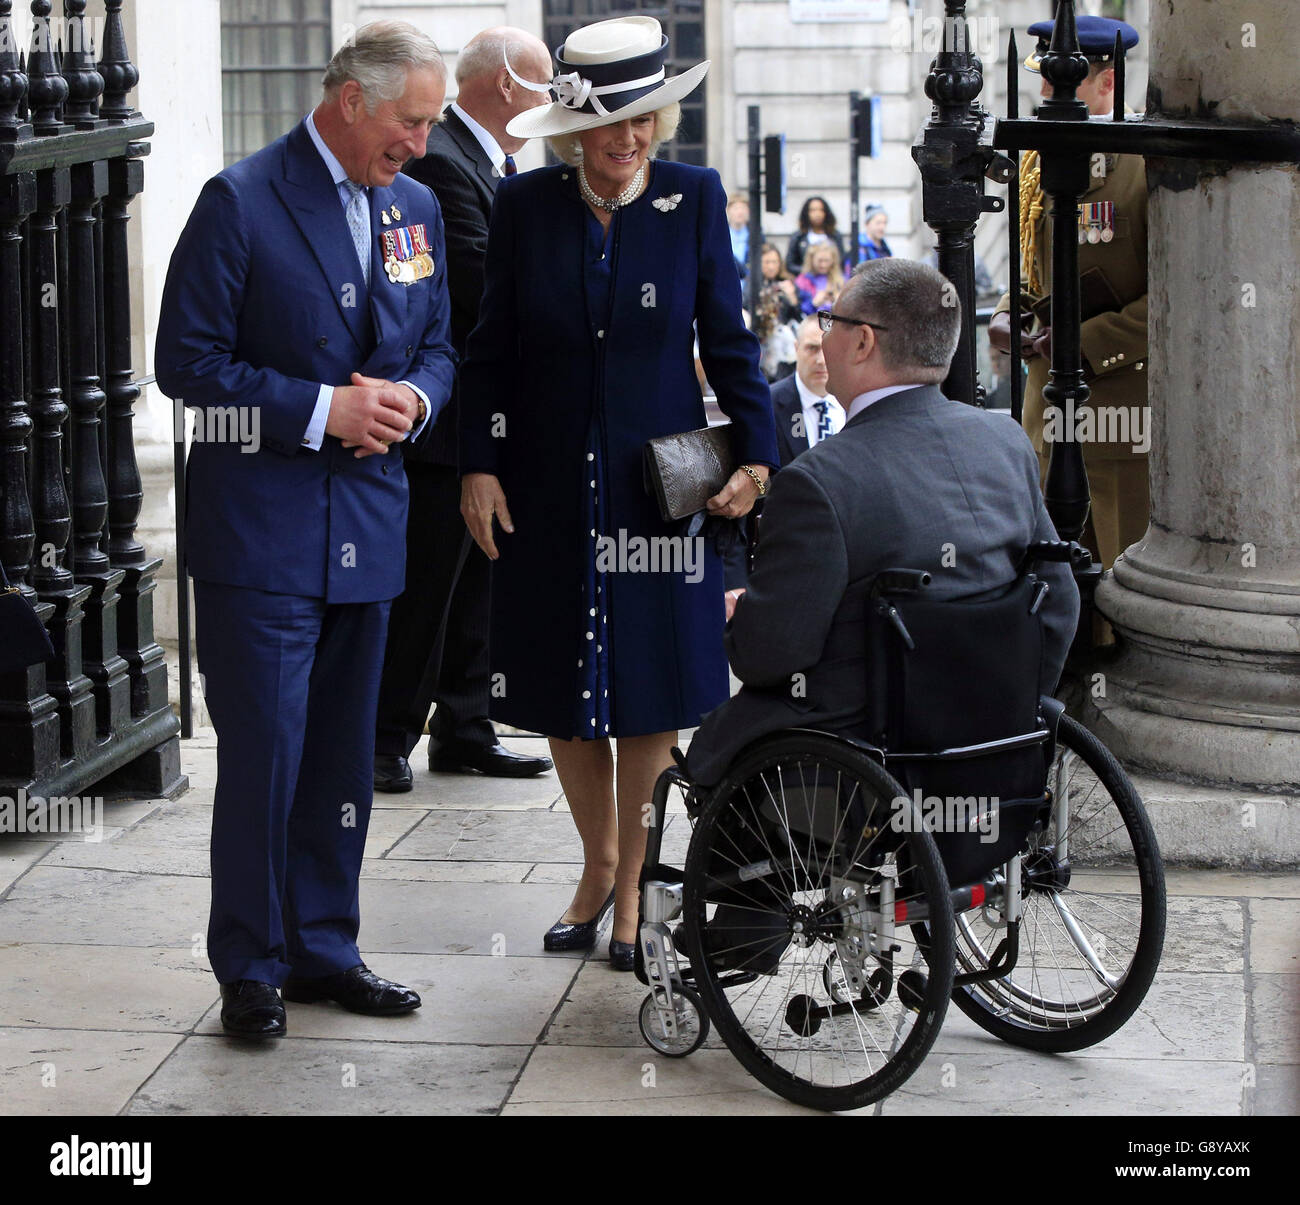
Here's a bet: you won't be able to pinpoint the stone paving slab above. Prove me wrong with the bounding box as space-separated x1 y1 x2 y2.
45 841 211 878
0 1029 183 1116
1254 1064 1300 1115
504 1044 833 1115
1161 896 1245 973
926 972 1245 1062
124 1036 526 1116
190 953 578 1046
880 1053 1245 1115
356 878 587 958
1250 975 1300 1064
1 866 208 950
389 809 588 863
0 944 217 1033
1247 898 1300 973
360 858 531 884
0 844 48 894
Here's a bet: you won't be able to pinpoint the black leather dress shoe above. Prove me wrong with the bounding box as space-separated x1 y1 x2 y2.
374 755 413 793
543 888 616 951
429 742 554 778
220 980 286 1038
282 964 421 1015
609 939 636 972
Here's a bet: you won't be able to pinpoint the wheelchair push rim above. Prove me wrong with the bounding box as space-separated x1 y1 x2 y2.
682 732 955 1112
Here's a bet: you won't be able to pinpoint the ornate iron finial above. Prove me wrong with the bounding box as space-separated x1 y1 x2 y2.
27 0 68 134
1037 0 1089 120
0 0 30 139
61 0 103 127
98 0 138 122
923 1 984 128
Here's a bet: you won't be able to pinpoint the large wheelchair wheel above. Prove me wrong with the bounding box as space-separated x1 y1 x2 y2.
682 732 954 1112
945 714 1166 1052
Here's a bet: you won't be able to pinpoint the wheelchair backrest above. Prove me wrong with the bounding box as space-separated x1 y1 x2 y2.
864 569 1052 812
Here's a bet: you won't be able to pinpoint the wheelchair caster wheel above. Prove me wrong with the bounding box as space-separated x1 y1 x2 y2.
639 985 708 1057
897 970 928 1012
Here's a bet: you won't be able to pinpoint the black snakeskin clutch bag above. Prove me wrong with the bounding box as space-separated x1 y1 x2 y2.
642 424 736 522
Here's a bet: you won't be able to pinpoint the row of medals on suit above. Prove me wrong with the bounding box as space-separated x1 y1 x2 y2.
1078 200 1116 244
378 202 436 285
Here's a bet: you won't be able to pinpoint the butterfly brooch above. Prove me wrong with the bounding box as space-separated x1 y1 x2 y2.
652 193 683 213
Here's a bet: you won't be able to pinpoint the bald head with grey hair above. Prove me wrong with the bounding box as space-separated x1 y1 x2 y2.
322 20 446 111
450 27 553 155
839 258 961 385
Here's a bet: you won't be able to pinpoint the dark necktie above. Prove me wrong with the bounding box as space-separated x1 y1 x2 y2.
503 155 517 177
815 398 834 444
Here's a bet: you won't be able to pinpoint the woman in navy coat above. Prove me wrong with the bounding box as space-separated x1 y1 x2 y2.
459 17 778 969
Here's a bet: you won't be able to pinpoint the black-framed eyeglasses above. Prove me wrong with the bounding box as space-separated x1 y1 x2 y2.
816 309 889 336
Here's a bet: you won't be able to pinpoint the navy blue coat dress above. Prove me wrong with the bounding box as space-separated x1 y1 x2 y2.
460 160 778 739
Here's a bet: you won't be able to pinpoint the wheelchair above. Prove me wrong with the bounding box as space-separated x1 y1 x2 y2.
633 542 1167 1112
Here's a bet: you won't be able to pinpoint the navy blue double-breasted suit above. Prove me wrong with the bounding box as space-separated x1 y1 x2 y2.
155 118 456 985
460 160 778 739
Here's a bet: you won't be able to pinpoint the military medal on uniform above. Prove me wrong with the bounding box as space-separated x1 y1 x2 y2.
381 222 435 285
1079 200 1115 244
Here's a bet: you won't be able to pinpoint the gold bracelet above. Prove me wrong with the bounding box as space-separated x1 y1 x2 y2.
739 464 768 497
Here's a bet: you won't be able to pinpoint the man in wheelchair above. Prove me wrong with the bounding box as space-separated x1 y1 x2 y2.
687 257 1080 787
636 263 1163 1109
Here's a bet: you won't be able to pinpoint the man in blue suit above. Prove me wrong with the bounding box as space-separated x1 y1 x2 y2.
156 21 457 1038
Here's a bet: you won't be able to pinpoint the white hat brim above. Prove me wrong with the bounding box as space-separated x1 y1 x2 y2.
506 60 709 140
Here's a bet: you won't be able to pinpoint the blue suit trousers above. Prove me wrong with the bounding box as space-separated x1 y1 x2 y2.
194 580 391 985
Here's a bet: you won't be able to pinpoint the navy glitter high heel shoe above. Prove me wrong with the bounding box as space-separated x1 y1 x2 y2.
543 887 616 951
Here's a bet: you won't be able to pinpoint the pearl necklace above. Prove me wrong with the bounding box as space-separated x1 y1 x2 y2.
577 162 645 212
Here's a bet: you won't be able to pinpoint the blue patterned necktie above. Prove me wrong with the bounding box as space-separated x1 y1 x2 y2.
343 180 371 288
503 155 517 177
814 398 834 444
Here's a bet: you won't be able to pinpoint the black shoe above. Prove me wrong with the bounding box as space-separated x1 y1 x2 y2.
609 939 636 972
374 755 413 793
220 980 286 1038
282 964 421 1015
543 887 616 952
430 741 554 778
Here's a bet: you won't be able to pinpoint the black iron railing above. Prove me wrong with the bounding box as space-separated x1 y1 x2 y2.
1 0 183 800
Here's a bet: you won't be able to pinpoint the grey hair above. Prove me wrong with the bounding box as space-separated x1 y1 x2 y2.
456 30 545 87
840 258 961 384
547 103 681 166
322 20 446 110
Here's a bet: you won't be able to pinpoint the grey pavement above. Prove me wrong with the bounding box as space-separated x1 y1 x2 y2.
1 730 1296 1117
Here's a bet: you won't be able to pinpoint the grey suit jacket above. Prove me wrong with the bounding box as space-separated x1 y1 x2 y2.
688 385 1080 785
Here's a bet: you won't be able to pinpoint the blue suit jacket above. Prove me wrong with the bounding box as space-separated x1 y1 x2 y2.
156 118 457 604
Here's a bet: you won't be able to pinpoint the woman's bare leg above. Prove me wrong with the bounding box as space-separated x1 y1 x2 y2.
547 736 618 923
611 731 678 944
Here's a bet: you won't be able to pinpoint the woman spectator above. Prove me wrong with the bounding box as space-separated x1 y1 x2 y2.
795 241 846 315
460 16 778 971
785 194 846 275
858 203 893 261
753 242 805 380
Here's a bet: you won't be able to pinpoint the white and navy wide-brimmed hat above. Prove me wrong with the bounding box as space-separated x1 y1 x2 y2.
505 16 709 140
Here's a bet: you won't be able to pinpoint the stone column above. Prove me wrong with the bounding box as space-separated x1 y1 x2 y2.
1087 0 1299 790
